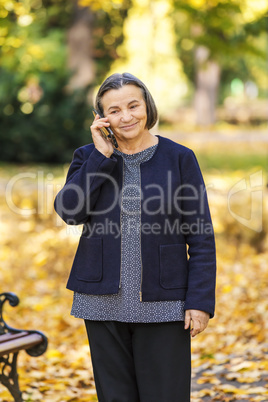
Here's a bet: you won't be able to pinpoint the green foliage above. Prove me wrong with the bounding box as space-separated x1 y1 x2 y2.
172 0 268 101
196 150 267 171
0 68 93 163
91 1 132 84
0 0 93 163
0 0 132 163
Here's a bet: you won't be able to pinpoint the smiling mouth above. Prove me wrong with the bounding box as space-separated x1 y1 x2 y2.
120 122 138 129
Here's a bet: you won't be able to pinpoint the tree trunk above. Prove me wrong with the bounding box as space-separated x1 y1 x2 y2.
194 46 221 126
66 1 95 92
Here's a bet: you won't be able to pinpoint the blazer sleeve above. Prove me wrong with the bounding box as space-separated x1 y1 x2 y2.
179 148 217 318
54 146 117 225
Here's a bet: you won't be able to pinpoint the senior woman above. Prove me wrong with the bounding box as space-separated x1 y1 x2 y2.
54 72 216 401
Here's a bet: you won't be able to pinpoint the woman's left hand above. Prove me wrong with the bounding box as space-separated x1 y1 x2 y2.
184 309 210 338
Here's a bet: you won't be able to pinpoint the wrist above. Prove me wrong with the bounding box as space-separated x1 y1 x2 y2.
96 147 112 159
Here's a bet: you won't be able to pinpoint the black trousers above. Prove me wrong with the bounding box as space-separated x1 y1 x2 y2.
84 320 191 402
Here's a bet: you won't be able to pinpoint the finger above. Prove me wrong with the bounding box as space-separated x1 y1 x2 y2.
190 318 201 337
91 123 111 138
184 310 191 330
199 319 208 333
94 114 109 122
191 328 199 338
190 324 199 337
92 130 111 144
91 121 110 129
92 114 109 128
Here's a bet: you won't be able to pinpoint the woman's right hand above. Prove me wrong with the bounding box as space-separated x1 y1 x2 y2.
90 114 114 158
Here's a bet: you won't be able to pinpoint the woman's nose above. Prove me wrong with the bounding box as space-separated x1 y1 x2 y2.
120 110 132 122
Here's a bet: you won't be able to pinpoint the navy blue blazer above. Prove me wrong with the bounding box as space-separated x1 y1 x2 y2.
54 135 216 317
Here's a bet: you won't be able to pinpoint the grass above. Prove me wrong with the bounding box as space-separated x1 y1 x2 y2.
0 152 266 179
0 162 67 179
0 132 267 178
195 151 267 171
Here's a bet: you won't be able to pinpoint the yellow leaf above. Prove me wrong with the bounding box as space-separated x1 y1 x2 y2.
222 284 232 293
46 349 64 359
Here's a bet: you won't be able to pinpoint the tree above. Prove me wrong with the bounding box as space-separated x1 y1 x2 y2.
101 0 189 117
172 0 268 125
0 0 131 162
77 0 132 85
66 1 96 92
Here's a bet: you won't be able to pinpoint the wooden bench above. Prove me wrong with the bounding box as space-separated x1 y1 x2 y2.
0 292 48 402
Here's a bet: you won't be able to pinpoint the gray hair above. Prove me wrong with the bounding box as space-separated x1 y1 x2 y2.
95 73 158 130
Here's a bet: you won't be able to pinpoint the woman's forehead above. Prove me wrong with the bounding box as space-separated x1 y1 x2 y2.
102 85 144 109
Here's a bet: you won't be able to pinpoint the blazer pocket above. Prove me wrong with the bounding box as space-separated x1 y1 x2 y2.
74 236 103 282
159 243 188 289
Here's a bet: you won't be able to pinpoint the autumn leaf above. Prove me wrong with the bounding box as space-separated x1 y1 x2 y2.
0 134 267 401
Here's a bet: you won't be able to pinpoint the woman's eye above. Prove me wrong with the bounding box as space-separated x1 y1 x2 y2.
110 110 118 114
130 105 137 109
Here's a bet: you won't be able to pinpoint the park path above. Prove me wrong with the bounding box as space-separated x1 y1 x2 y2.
159 127 268 145
191 350 268 401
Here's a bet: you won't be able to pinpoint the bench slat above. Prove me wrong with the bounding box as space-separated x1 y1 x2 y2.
0 331 29 344
0 333 43 356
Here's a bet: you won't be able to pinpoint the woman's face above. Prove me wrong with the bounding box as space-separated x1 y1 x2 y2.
101 85 148 142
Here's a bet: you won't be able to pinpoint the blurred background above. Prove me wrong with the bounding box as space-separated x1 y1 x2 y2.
0 0 267 400
0 0 267 163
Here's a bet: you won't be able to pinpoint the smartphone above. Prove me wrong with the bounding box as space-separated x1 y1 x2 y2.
92 108 118 148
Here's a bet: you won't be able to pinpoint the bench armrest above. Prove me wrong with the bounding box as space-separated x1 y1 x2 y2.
0 292 19 334
0 292 48 356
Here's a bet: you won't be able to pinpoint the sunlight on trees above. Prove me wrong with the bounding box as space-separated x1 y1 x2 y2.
108 0 189 116
1 0 267 131
171 0 267 124
79 0 125 12
242 0 268 22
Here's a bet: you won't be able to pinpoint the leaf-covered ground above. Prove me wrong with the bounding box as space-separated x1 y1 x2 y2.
0 132 267 401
